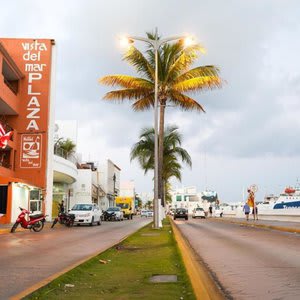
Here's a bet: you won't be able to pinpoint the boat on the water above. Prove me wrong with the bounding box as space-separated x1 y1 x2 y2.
254 183 300 221
259 183 300 210
221 183 300 222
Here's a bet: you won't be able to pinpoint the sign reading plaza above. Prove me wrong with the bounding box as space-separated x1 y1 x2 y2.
19 39 51 170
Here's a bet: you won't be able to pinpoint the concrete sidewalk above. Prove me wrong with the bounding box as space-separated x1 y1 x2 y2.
212 217 300 234
0 222 52 234
0 223 15 234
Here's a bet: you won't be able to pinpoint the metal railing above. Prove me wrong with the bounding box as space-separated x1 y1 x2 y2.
54 147 78 165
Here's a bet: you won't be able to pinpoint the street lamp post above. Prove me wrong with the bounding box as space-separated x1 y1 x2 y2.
112 173 116 204
122 29 190 228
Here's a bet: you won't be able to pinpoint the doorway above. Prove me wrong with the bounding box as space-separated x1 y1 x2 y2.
0 185 8 214
29 189 42 212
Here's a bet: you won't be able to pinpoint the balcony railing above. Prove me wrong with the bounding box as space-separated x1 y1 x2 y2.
54 147 78 165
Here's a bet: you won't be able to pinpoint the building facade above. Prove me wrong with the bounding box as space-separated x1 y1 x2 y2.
98 159 121 210
52 120 78 216
171 186 202 214
0 38 55 224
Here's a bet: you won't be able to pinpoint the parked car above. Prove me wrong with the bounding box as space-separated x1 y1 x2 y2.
192 207 206 219
70 203 102 226
105 207 124 221
173 208 188 220
147 210 153 217
140 210 149 217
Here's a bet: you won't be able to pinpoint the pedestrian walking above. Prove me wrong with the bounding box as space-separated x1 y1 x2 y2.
209 205 213 217
252 205 258 220
243 203 250 221
246 187 257 220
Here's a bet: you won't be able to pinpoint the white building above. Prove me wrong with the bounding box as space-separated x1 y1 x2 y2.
171 186 204 214
98 159 121 210
52 121 121 215
52 120 78 217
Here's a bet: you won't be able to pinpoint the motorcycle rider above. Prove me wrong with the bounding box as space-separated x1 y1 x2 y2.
58 200 65 214
51 200 74 228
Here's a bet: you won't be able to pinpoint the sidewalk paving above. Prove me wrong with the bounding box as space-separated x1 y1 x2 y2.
0 222 52 234
213 217 300 234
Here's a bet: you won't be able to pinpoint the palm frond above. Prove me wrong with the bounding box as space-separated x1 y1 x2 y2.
132 94 155 111
173 76 222 93
103 89 152 101
166 43 205 82
175 65 220 82
99 75 153 89
171 147 192 167
123 46 154 81
169 91 205 112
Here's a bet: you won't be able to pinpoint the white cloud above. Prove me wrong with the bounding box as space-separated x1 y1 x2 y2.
2 0 300 202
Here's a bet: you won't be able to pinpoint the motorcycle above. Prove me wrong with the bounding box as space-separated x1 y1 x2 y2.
11 207 46 233
51 212 75 228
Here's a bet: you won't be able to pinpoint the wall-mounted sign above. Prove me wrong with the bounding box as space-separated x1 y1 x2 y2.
20 134 42 168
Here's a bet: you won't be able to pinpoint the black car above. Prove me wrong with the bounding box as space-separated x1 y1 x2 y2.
174 208 188 220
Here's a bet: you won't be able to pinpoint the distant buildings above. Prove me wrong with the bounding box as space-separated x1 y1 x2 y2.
170 186 219 214
53 120 121 214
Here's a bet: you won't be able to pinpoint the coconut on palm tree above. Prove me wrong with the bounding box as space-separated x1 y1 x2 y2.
99 32 221 202
130 125 191 205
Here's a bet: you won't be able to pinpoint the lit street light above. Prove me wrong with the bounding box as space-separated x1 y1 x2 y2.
121 29 193 228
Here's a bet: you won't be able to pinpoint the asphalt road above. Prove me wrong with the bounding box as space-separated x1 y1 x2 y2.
175 218 300 300
0 217 151 299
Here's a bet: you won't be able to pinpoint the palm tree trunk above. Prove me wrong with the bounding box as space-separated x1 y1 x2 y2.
158 101 165 206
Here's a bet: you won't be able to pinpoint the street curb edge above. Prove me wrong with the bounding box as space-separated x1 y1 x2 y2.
170 218 224 300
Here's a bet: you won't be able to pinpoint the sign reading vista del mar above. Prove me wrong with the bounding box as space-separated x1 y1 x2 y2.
1 38 54 187
20 40 49 168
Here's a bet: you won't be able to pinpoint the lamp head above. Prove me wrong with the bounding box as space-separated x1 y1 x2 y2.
119 37 134 48
183 36 195 47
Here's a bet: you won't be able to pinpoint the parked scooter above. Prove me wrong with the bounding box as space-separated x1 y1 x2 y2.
11 207 46 233
51 212 75 228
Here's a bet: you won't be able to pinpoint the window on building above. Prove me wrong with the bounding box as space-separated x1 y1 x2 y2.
176 195 182 201
0 148 11 169
29 189 42 212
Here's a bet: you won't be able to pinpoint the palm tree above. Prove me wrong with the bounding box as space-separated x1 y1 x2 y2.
130 125 192 205
100 32 221 201
56 138 76 159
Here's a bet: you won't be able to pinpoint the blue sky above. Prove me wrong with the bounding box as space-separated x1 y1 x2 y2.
1 0 300 202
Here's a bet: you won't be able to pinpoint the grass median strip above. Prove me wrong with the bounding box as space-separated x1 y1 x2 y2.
24 219 196 300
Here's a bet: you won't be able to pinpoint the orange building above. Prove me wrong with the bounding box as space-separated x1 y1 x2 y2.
0 38 55 224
